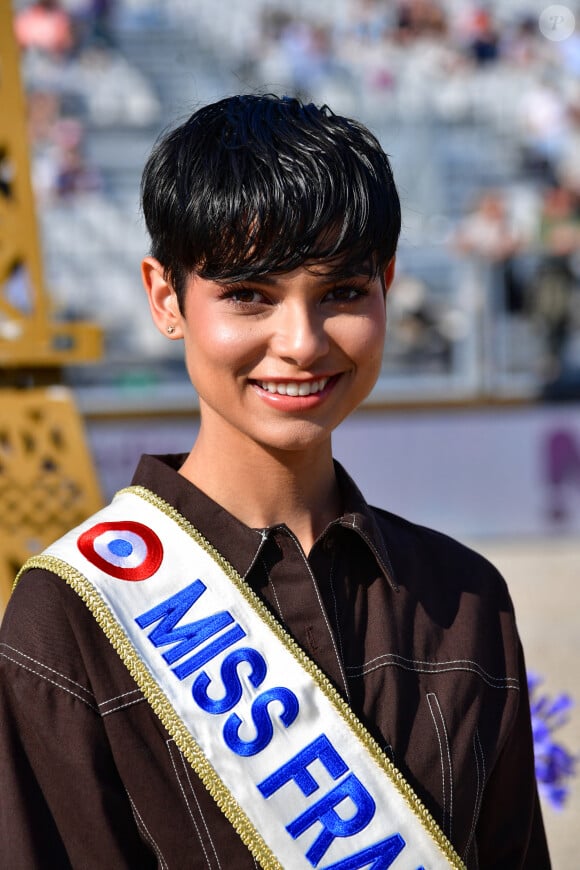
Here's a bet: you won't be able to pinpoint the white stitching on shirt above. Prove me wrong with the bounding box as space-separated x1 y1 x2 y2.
99 689 144 715
128 792 169 869
242 530 270 580
0 642 94 699
0 650 98 712
100 696 146 716
178 747 223 870
347 517 397 587
99 688 142 707
167 739 216 869
347 653 519 689
347 649 520 679
427 692 453 841
0 645 148 717
327 550 345 666
284 527 351 703
262 558 286 624
464 729 485 862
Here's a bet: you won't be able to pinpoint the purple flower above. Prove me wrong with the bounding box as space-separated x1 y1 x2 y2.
528 672 577 809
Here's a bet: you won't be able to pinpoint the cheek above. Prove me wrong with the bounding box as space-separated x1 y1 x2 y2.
350 311 386 362
185 319 264 372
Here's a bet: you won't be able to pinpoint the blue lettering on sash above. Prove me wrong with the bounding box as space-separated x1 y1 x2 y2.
259 736 409 867
135 588 411 868
135 580 246 679
224 687 300 756
193 647 268 714
135 585 299 756
173 624 246 680
320 834 406 869
258 734 349 798
288 772 376 866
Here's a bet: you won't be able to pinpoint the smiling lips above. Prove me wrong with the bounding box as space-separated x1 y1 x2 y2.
256 377 331 397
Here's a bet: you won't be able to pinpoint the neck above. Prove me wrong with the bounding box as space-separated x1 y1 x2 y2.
179 426 340 554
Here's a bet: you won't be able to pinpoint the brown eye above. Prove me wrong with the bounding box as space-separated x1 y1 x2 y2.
231 288 260 303
220 286 267 305
325 285 367 303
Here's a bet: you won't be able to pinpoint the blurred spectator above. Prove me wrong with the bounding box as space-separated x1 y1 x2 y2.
336 3 398 97
502 16 543 68
532 185 580 377
385 273 453 371
555 101 580 196
52 117 102 198
453 188 525 316
278 19 333 96
256 14 350 103
26 90 101 203
26 88 64 202
454 190 522 263
345 0 392 43
539 185 580 257
15 0 75 59
395 0 448 40
463 6 500 65
518 77 570 184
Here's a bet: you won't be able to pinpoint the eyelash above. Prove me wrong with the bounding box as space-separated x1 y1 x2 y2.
217 286 264 306
217 284 370 307
327 285 369 303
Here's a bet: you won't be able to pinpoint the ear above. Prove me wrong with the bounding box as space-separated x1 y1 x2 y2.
141 257 182 338
383 256 396 295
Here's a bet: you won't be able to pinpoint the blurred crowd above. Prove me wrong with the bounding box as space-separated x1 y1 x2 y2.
264 0 580 390
14 0 159 204
10 0 580 394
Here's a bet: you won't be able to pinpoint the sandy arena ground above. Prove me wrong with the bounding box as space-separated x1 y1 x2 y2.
475 536 579 870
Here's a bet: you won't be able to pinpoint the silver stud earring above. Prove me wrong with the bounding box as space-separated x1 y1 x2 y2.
166 325 176 335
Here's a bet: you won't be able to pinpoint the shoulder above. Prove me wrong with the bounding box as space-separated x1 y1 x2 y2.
368 507 524 690
1 567 132 709
370 505 516 631
2 567 89 650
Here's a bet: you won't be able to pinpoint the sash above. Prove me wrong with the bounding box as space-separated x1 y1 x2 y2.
19 486 465 870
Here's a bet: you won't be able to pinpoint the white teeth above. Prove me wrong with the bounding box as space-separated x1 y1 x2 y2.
258 378 329 396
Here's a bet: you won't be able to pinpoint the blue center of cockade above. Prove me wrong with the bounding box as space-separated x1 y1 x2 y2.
108 538 133 558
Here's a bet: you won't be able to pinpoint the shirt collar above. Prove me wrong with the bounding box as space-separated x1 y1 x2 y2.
332 461 398 591
131 454 397 590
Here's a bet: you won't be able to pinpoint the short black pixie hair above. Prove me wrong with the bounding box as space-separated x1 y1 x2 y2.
141 94 401 312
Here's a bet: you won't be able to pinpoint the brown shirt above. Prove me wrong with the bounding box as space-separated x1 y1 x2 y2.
0 454 550 868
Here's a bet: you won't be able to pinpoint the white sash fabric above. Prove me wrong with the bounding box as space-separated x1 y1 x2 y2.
26 486 464 870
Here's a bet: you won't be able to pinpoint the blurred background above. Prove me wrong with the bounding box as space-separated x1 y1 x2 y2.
2 0 579 863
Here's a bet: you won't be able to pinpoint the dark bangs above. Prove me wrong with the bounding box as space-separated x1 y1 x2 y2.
141 95 401 308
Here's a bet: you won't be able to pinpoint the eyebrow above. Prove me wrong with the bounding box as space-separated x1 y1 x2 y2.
221 268 373 287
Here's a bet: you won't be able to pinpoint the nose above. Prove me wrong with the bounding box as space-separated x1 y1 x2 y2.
270 301 330 367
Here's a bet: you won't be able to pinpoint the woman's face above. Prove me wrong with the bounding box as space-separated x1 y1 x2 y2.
144 259 394 457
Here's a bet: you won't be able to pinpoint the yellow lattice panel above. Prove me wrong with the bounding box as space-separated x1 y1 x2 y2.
0 387 102 608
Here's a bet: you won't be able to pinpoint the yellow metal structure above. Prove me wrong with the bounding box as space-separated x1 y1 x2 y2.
0 4 103 607
0 3 101 365
0 389 102 602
